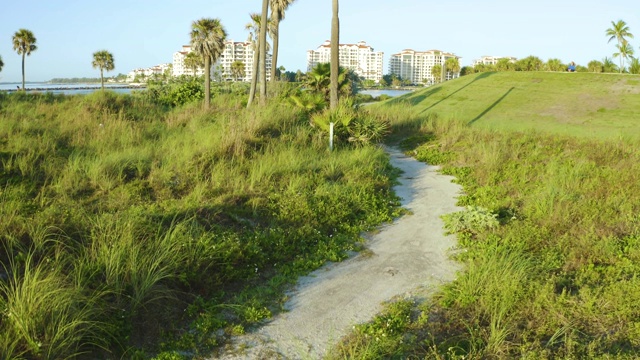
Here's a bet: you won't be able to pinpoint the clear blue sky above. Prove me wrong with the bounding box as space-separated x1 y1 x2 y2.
0 0 637 82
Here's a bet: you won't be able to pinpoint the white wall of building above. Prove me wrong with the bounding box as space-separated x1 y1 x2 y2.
389 49 461 85
306 40 384 82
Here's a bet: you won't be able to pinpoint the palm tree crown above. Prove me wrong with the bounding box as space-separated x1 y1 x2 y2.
190 18 227 109
12 28 37 91
92 50 115 90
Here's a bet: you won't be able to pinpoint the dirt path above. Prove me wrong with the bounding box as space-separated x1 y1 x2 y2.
216 146 462 359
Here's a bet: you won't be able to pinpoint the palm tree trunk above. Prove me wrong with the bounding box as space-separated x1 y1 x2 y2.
330 0 339 109
21 53 26 91
258 0 269 105
204 57 211 109
247 49 259 108
100 68 105 90
270 19 280 82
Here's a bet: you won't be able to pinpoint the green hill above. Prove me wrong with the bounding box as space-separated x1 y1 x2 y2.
387 71 640 139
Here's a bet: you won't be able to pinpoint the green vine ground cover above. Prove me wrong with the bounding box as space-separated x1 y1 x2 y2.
330 73 640 359
0 90 400 359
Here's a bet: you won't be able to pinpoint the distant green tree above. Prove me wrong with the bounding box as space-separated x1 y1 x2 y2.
460 66 475 76
575 65 588 72
184 51 203 77
305 63 353 101
91 50 115 90
431 64 442 83
606 19 634 73
629 58 640 74
190 18 227 109
231 60 245 81
495 58 515 71
545 58 565 72
613 42 634 73
12 28 37 91
587 60 604 72
602 57 619 73
516 56 543 71
295 69 304 82
269 0 296 82
473 63 495 73
0 54 3 73
445 57 461 79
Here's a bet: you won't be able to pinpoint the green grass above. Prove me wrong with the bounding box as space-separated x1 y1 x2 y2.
332 73 640 359
0 90 399 358
385 71 640 140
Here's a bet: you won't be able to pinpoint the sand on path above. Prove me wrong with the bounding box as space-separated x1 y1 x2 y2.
216 146 462 359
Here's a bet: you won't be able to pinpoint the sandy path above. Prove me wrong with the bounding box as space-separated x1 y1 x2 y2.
216 146 462 359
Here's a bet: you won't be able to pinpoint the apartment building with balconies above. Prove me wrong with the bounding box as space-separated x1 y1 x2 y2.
472 55 517 66
389 49 461 85
306 40 384 82
172 42 271 81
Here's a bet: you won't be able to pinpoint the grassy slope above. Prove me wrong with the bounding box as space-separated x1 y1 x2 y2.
388 71 640 139
330 74 640 359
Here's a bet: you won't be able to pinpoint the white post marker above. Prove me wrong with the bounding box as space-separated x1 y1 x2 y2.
329 122 334 151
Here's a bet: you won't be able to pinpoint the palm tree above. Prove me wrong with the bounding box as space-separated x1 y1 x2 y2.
445 57 461 79
330 0 340 109
190 18 227 109
12 29 37 91
184 51 203 77
613 42 634 73
602 57 619 73
246 13 273 107
269 0 296 82
0 55 4 73
545 58 565 72
606 20 634 72
258 0 269 105
629 58 640 75
587 60 604 73
91 50 115 90
230 60 245 81
431 64 442 83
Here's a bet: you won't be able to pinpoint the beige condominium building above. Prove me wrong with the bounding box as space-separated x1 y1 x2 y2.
306 40 384 82
389 49 461 85
172 42 271 81
472 55 518 66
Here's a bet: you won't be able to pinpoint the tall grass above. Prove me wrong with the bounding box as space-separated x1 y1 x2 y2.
0 90 399 357
333 101 640 358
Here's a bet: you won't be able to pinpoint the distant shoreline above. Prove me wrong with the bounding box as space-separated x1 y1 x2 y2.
0 84 147 93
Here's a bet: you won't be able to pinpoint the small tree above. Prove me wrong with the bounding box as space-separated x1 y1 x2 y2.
587 60 604 73
92 50 115 90
190 18 227 109
184 51 203 77
230 61 245 81
0 54 4 73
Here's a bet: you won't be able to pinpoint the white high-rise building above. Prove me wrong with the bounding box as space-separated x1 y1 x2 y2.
473 55 517 66
389 49 461 85
172 42 271 81
306 40 384 82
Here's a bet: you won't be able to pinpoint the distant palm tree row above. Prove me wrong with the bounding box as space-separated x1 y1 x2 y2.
7 28 117 90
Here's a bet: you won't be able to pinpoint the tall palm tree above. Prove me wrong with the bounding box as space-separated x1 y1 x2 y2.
91 50 115 90
330 0 340 109
431 64 442 84
12 29 37 91
269 0 295 82
184 51 203 77
190 18 227 109
613 42 634 73
258 0 269 105
606 20 634 73
246 13 272 107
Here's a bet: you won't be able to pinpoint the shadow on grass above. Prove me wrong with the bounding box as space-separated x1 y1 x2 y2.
467 87 515 125
418 72 495 114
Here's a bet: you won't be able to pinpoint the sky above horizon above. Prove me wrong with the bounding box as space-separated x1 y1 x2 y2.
0 0 637 83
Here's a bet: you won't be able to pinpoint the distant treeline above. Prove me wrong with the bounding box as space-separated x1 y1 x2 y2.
49 73 127 83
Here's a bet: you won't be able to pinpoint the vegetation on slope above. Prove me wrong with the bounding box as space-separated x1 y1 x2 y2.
330 74 640 359
0 89 398 358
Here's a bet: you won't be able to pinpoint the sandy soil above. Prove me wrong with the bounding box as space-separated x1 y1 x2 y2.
215 146 462 359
